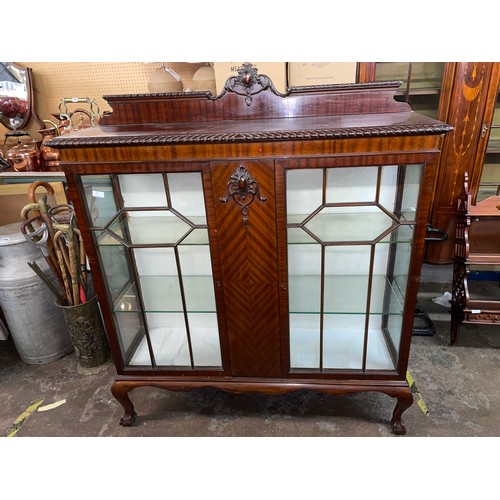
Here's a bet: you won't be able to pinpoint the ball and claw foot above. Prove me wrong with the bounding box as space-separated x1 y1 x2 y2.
390 391 413 435
120 410 137 427
390 418 407 436
111 381 137 427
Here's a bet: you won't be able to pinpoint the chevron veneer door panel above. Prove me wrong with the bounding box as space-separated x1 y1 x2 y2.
211 160 281 376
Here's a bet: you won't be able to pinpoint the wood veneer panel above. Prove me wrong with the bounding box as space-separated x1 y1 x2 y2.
426 62 495 263
210 160 281 377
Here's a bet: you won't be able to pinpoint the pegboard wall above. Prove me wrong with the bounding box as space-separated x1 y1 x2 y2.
0 62 202 140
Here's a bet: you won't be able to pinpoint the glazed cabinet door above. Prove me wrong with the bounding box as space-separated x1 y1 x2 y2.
277 160 428 375
77 168 225 372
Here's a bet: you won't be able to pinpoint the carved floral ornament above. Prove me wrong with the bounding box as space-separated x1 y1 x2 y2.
220 165 267 224
223 62 285 106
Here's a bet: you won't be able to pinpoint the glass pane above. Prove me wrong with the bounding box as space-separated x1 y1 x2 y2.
365 314 397 370
133 248 183 312
324 245 370 314
374 63 444 118
323 315 365 369
119 174 167 207
188 313 222 367
400 165 422 220
178 244 216 312
378 165 398 213
478 87 500 202
379 164 422 222
93 231 131 301
375 63 444 90
114 309 146 363
385 230 413 304
289 314 320 369
107 211 191 245
477 160 500 201
373 236 413 361
131 313 191 367
375 62 410 91
167 172 207 222
408 62 444 89
305 206 396 242
82 175 117 227
288 243 321 314
287 168 323 223
326 166 377 203
287 227 318 244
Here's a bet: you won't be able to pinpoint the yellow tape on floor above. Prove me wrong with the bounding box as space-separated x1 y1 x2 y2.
5 398 44 437
38 399 66 412
406 371 429 415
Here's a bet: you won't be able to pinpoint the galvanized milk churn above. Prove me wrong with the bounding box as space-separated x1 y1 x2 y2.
0 222 73 363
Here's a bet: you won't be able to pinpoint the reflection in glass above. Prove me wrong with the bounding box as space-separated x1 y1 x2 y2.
82 175 117 227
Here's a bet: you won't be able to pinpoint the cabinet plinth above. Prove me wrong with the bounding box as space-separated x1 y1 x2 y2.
49 66 452 434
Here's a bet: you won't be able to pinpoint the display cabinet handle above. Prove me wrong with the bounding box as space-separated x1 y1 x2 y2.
425 224 448 242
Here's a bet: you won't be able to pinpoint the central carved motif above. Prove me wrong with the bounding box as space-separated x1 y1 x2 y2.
223 62 284 106
220 165 267 224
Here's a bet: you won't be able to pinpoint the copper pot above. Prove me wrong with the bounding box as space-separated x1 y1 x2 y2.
38 119 62 171
4 131 40 172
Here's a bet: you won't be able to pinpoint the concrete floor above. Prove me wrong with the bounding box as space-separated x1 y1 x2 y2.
1 264 499 438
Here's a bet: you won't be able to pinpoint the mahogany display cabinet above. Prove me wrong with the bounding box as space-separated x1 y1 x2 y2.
49 64 453 434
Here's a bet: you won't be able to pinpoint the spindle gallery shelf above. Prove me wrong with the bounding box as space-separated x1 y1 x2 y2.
451 173 500 344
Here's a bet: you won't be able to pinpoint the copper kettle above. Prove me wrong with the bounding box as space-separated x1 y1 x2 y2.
4 131 40 172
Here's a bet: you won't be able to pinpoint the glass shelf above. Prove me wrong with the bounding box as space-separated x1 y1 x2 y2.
486 139 500 154
95 219 209 247
288 274 405 315
303 209 397 243
287 222 413 245
113 275 217 313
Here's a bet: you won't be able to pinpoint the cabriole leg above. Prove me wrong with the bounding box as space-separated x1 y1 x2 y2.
390 389 414 435
111 381 137 426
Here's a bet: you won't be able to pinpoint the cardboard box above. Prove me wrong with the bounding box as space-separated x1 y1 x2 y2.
213 62 288 95
288 62 358 87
